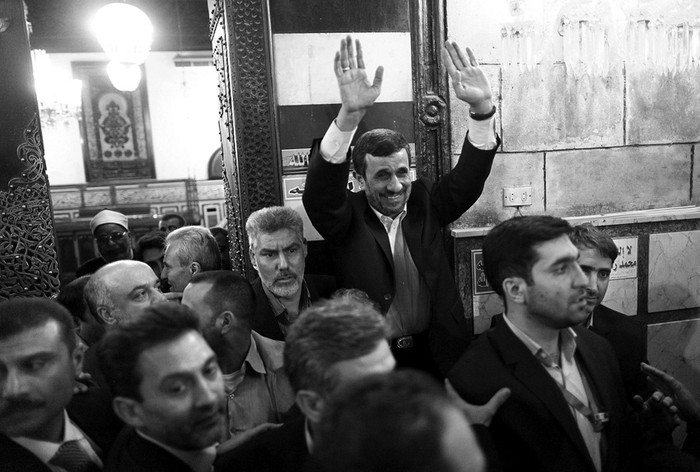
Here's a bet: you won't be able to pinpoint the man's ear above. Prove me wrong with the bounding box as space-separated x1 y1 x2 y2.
190 261 202 276
217 311 236 335
95 306 117 325
295 389 325 424
353 171 365 190
503 277 527 305
249 249 258 271
112 396 145 428
71 344 85 376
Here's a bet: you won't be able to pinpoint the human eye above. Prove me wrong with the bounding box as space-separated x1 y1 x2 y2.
203 361 220 379
579 265 593 276
163 380 188 395
23 356 50 372
132 289 147 301
599 270 611 280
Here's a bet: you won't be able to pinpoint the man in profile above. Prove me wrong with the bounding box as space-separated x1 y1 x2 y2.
98 303 227 472
214 297 395 472
162 226 222 294
84 260 167 327
181 271 295 436
245 206 335 340
314 370 485 472
0 298 110 471
158 213 186 235
569 223 649 402
77 209 134 277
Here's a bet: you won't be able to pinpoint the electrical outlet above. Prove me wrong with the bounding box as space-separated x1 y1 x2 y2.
503 186 532 207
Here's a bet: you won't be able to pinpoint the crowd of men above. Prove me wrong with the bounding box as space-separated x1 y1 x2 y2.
3 36 700 472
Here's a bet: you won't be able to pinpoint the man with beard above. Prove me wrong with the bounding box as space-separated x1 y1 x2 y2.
181 271 295 436
568 223 649 403
76 210 134 277
0 298 109 471
245 206 335 340
302 37 499 378
98 303 227 472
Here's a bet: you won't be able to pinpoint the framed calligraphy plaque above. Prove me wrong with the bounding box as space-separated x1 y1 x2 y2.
610 237 638 280
73 62 155 182
471 249 495 295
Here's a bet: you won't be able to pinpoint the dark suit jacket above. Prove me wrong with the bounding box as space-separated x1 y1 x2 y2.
0 399 113 472
303 135 497 374
252 274 336 341
448 321 630 472
104 427 194 472
214 416 308 472
589 304 650 402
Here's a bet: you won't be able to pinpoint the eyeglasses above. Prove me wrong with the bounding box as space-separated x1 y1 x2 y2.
95 231 128 244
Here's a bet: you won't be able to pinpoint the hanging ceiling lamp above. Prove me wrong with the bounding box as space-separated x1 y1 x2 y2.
93 2 153 91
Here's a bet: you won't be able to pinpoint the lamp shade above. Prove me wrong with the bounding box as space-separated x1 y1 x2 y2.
93 3 153 65
107 61 143 92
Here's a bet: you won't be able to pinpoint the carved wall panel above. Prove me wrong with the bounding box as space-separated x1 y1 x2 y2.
0 0 60 299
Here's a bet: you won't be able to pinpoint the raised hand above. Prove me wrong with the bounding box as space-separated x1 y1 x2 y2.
334 35 384 131
641 362 700 424
442 40 493 113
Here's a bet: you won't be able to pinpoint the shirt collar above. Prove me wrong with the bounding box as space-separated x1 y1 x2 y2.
502 314 578 364
137 430 217 472
370 206 407 232
11 410 84 464
261 278 310 318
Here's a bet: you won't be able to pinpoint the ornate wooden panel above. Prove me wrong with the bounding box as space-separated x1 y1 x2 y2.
0 0 60 299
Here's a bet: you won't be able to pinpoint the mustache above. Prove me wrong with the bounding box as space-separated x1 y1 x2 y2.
0 397 45 416
274 271 298 282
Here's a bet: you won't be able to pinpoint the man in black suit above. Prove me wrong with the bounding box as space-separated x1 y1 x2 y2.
245 206 335 340
0 298 106 472
449 216 665 472
214 296 395 472
303 36 499 377
98 303 227 472
569 223 649 402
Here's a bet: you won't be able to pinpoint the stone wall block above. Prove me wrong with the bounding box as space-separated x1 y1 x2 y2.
546 145 691 216
502 63 624 152
452 151 544 228
627 68 700 145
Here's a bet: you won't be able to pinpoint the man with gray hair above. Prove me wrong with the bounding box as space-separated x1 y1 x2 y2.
162 225 222 294
245 206 335 340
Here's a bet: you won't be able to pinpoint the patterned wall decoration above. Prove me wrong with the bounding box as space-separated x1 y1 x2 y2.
73 62 155 182
0 115 61 300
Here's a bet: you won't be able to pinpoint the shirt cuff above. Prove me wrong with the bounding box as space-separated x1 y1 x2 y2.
467 116 498 150
319 120 357 163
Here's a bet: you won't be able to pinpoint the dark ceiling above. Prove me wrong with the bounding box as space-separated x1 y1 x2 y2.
25 0 211 53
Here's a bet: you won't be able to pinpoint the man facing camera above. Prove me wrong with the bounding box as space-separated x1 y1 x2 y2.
303 37 499 377
568 223 649 403
246 206 335 340
0 298 108 472
77 209 134 277
98 303 226 472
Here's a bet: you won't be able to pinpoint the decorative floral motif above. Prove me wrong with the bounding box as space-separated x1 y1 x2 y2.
100 100 131 150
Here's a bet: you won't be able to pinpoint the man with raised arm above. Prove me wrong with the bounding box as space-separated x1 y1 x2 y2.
303 36 499 377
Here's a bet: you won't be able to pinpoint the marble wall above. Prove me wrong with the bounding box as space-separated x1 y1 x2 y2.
648 319 700 445
648 230 700 313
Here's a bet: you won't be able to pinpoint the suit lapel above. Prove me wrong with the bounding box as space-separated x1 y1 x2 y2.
490 322 596 469
402 202 424 273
